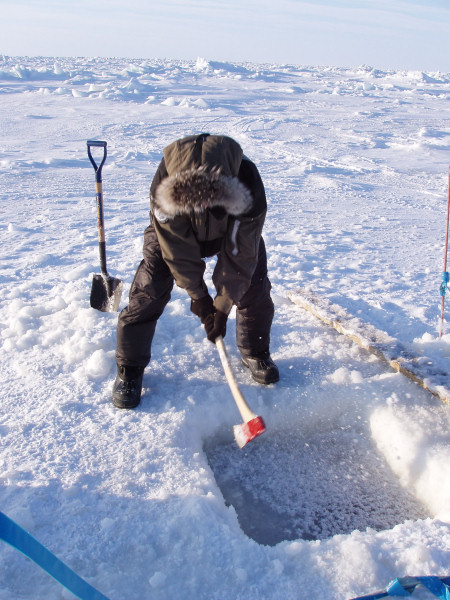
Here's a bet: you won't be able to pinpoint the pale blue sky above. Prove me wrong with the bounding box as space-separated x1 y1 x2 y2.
1 0 449 71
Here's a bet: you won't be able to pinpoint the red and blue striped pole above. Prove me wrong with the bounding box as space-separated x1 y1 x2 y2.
439 166 450 338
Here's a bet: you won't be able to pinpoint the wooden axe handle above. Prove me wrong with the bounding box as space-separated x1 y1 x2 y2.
215 336 255 423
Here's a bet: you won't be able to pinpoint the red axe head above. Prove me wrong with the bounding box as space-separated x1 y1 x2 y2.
233 416 266 449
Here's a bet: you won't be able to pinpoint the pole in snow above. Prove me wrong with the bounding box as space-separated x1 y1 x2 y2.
439 166 450 338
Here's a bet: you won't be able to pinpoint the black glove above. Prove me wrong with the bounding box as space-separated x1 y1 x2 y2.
190 295 215 322
205 310 228 343
190 295 227 343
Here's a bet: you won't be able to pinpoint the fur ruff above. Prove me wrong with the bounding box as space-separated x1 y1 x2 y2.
154 166 253 217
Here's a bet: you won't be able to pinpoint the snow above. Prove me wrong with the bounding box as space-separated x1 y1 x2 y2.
0 55 449 600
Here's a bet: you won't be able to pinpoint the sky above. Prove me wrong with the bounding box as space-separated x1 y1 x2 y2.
1 0 450 72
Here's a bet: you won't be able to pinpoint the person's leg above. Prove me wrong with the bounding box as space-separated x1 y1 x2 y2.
235 238 279 384
113 224 173 407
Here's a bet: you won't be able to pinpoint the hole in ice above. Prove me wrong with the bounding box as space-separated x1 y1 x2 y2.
204 426 429 546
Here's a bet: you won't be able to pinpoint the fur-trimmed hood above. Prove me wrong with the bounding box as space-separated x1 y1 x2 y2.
154 165 253 217
153 134 253 218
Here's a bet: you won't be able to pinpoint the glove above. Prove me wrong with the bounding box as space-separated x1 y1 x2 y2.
190 295 227 343
190 295 215 322
205 310 228 343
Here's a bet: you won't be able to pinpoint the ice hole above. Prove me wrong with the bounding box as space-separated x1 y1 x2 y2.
204 426 429 546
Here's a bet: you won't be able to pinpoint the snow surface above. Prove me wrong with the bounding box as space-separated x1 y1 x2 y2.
0 56 450 599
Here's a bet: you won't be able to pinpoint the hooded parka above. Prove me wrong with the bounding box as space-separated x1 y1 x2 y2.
116 134 274 370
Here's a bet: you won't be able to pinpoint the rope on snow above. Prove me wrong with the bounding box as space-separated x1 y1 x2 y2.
350 575 450 600
0 511 110 600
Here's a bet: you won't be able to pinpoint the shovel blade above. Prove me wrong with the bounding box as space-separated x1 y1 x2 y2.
90 274 123 312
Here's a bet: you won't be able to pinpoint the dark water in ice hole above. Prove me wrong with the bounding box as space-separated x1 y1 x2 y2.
204 427 429 546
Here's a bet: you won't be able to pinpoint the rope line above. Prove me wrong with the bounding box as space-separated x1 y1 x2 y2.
351 575 450 600
0 512 110 600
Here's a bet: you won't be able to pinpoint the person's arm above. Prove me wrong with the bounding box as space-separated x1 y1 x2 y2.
150 158 208 299
213 211 266 314
153 214 209 300
213 157 267 314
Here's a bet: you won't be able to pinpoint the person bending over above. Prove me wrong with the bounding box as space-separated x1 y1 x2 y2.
113 133 279 409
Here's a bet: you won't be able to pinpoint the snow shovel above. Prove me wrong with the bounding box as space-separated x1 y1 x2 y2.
87 140 122 312
215 336 266 448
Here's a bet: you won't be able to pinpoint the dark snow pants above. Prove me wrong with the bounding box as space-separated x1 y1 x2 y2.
115 224 275 370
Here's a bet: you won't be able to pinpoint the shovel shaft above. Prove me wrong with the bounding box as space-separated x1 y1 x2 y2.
96 182 105 241
88 141 108 275
95 181 107 274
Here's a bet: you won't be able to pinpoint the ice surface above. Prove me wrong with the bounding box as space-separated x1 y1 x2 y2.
205 427 429 546
0 56 449 600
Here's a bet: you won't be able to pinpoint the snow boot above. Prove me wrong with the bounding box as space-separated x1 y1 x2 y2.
112 366 144 409
241 353 279 385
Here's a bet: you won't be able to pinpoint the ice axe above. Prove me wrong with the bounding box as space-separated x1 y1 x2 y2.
87 140 122 312
215 336 266 448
